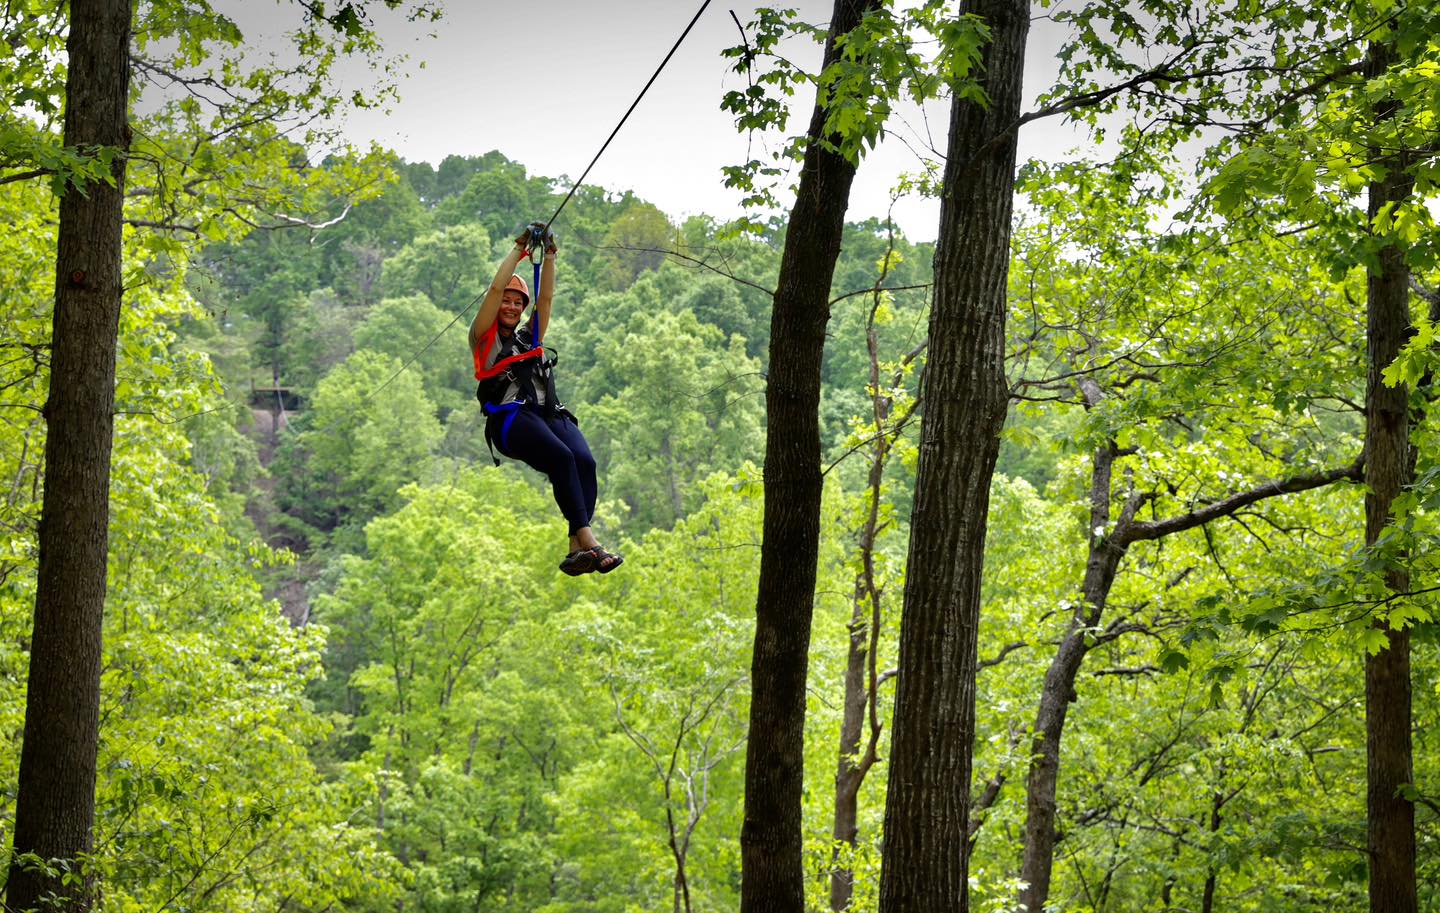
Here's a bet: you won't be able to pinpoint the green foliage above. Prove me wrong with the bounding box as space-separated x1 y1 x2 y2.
8 2 1440 905
316 169 433 305
379 222 493 311
720 2 986 213
311 471 572 911
275 350 442 545
593 202 676 291
0 178 397 912
546 474 766 912
581 310 764 530
434 160 555 241
354 293 470 412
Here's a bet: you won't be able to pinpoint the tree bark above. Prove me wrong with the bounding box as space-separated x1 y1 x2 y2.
876 2 1028 910
740 2 882 911
1362 40 1417 913
7 1 132 911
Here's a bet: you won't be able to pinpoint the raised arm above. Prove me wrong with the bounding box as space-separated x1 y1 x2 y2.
535 234 557 341
470 233 529 350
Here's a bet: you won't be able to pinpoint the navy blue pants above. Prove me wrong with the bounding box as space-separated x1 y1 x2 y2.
493 407 597 535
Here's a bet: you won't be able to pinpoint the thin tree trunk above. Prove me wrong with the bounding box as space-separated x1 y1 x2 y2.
1018 626 1097 910
877 1 1029 909
1362 39 1417 913
7 2 131 910
1159 837 1182 908
740 2 882 910
671 842 690 913
665 782 693 913
830 307 901 912
829 506 884 911
1200 782 1225 913
830 602 870 912
1019 434 1127 912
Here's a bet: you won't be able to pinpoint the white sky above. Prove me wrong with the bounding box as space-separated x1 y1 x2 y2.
236 1 1091 242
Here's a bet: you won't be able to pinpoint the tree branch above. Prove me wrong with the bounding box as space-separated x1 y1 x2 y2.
1118 457 1363 545
830 282 932 306
1091 665 1160 678
978 641 1027 670
0 168 51 187
587 242 774 296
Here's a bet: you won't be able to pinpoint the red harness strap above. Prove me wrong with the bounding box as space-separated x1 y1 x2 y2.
473 319 544 381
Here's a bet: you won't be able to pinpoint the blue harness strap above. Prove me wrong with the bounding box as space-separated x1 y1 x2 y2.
529 257 543 345
482 400 524 449
482 244 546 467
481 400 526 465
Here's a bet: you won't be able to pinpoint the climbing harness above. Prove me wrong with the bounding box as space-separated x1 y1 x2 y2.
473 318 568 466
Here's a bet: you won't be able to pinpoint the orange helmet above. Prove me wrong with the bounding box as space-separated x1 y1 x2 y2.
505 273 530 305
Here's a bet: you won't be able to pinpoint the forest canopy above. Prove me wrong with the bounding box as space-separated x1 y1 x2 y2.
1 1 1437 912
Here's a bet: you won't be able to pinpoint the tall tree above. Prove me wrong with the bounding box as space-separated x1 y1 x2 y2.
1008 2 1437 904
6 1 131 909
1361 35 1418 913
1016 435 1361 911
995 164 1370 912
737 2 883 910
1187 10 1439 905
876 0 1028 909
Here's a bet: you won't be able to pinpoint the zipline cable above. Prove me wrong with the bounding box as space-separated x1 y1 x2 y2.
541 0 711 235
365 0 712 402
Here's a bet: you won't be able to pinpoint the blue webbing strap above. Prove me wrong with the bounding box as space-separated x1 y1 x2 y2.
481 400 525 459
530 257 543 345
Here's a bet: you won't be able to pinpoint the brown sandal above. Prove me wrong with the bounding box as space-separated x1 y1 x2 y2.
559 549 598 576
589 545 624 574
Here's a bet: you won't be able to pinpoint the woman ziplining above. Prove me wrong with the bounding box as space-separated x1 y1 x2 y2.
349 1 712 575
470 224 622 576
459 3 712 575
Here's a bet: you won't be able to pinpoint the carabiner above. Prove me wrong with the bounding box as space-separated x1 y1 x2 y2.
526 223 547 264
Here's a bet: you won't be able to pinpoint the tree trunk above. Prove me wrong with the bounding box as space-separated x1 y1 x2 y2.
829 605 869 912
1363 39 1417 913
1018 628 1093 910
1018 436 1126 913
671 844 691 913
1200 782 1225 913
830 317 894 912
1012 393 1359 910
740 2 882 911
1016 565 1127 908
6 2 131 911
876 1 1028 910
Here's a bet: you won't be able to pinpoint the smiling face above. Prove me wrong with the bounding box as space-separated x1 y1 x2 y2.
498 289 526 331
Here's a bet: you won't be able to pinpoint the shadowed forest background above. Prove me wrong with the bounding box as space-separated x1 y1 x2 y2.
1 1 1438 912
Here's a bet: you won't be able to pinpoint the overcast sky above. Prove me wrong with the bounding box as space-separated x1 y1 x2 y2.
230 1 1090 241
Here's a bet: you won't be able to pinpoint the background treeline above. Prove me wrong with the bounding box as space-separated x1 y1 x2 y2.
4 143 1435 912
